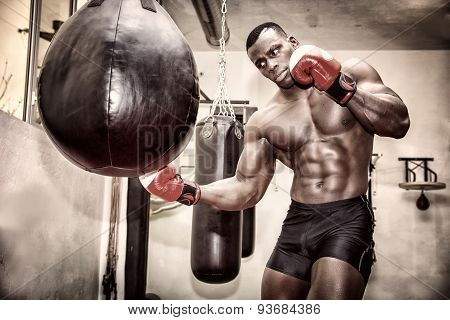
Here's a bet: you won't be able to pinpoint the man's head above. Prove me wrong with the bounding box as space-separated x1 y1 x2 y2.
246 22 299 89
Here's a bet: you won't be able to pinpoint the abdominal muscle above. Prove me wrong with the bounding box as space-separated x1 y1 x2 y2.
289 138 370 204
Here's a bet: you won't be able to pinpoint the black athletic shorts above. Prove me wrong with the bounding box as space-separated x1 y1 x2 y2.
266 195 376 284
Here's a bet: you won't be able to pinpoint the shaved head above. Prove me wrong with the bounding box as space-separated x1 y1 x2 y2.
246 22 287 51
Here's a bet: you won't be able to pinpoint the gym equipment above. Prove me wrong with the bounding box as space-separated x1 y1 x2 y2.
242 206 255 258
398 157 446 211
38 0 199 177
191 115 244 283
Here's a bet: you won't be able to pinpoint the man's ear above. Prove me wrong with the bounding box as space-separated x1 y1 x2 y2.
288 36 299 49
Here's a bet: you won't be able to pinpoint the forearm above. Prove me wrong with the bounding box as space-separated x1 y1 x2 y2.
199 176 258 211
346 88 410 138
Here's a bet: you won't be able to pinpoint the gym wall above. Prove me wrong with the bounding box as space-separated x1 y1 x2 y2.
0 111 106 299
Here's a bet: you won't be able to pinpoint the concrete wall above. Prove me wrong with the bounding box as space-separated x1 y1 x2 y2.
0 111 106 299
146 50 449 299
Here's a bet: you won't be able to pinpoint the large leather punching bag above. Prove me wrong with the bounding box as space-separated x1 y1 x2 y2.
191 116 244 284
38 0 199 177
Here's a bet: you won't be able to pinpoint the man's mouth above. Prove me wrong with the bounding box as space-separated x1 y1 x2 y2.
274 69 288 83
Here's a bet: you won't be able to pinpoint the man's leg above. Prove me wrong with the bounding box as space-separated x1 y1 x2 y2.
261 267 311 299
306 257 365 300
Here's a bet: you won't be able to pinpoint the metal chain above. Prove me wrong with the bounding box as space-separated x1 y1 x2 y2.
210 0 235 121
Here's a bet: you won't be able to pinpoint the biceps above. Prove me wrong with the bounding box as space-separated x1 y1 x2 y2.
359 81 404 103
236 139 275 193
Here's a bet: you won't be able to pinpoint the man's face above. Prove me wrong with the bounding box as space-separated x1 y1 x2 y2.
247 28 297 89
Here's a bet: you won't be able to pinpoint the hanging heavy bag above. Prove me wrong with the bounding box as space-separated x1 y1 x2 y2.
242 206 255 258
191 115 244 284
238 115 255 259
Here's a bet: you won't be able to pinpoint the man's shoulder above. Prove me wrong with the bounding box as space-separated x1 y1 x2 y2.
246 109 265 128
342 58 383 84
247 98 279 125
242 111 261 144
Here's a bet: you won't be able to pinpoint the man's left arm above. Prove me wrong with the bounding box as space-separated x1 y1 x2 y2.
343 58 410 139
289 47 410 139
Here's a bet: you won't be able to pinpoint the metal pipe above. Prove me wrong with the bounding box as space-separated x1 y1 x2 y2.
125 178 150 299
22 0 42 123
191 0 230 47
69 0 78 16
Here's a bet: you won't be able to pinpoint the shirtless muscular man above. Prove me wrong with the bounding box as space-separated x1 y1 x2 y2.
140 22 410 300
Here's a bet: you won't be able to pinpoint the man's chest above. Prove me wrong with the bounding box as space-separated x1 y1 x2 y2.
262 94 357 152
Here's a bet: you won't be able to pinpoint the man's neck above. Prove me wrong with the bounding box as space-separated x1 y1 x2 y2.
277 84 314 102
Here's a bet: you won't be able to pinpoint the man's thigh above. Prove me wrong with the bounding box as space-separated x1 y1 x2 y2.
307 257 366 300
261 267 311 300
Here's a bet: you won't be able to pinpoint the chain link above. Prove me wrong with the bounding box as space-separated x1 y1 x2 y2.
210 0 236 121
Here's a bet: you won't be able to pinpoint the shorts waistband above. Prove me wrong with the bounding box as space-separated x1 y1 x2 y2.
290 195 368 211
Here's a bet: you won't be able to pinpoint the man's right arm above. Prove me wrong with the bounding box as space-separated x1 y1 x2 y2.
140 113 275 211
200 132 275 211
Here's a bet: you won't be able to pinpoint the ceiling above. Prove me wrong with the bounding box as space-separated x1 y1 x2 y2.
161 0 450 51
39 0 449 51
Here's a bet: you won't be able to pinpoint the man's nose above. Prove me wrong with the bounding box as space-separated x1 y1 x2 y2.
267 60 278 72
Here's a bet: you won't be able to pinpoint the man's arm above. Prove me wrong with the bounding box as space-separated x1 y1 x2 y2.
200 114 275 211
140 113 275 211
344 58 410 139
289 46 410 139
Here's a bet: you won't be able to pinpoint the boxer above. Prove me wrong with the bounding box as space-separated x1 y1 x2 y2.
141 22 410 299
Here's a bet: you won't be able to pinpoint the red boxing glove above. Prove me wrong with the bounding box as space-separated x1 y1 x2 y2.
139 164 200 206
289 45 356 106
